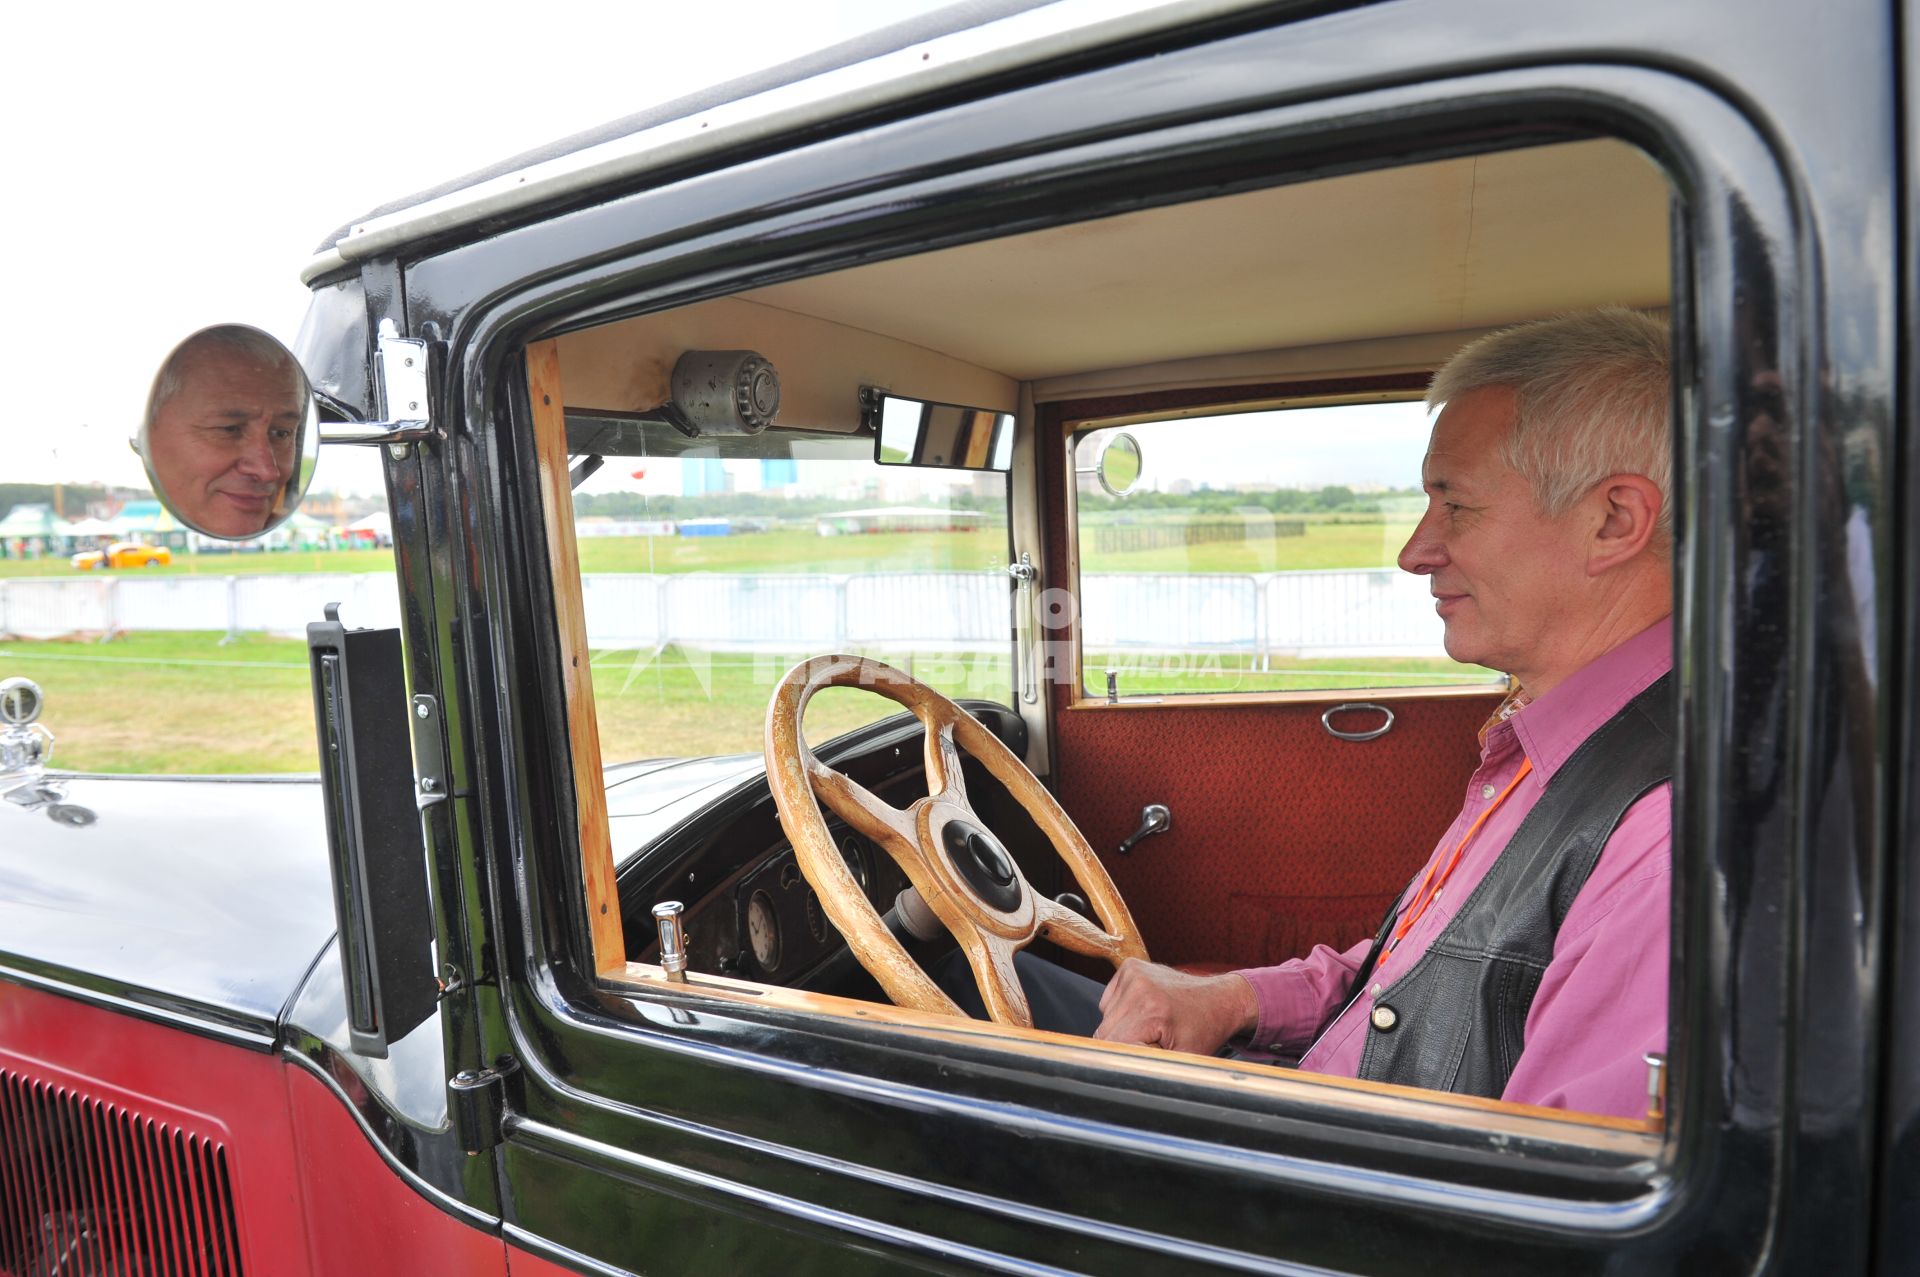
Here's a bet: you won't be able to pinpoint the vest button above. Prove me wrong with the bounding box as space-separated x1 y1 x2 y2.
1370 1004 1399 1032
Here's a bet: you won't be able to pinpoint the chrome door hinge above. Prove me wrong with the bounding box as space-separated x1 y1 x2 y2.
318 319 439 451
448 1056 521 1156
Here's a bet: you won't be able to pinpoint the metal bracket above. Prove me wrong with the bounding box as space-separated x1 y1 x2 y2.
317 321 438 447
411 694 449 810
448 1056 521 1156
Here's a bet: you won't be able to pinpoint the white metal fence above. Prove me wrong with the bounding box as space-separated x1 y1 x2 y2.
0 569 1448 660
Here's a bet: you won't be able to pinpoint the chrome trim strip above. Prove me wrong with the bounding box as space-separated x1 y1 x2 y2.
0 962 276 1051
299 0 1259 284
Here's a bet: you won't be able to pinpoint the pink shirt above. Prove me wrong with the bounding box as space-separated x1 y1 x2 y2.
1237 617 1673 1118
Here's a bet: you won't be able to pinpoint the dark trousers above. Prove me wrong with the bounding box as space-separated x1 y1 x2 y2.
930 949 1107 1036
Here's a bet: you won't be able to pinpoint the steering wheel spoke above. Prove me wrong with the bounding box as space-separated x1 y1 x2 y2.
958 932 1032 1027
1035 894 1145 963
806 757 917 848
925 722 968 806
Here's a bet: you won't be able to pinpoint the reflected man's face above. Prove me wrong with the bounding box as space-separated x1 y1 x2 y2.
148 345 303 537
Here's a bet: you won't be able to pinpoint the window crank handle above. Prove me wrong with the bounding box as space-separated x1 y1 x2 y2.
1117 803 1170 855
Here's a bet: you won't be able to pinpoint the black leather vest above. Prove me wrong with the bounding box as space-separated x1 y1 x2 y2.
1348 673 1674 1098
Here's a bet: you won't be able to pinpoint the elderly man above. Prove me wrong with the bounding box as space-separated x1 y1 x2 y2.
142 325 307 539
947 307 1674 1120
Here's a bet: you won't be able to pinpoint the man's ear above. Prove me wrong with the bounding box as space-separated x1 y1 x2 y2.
1587 474 1664 575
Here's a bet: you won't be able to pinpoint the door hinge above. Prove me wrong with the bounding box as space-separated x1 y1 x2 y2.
448 1056 521 1156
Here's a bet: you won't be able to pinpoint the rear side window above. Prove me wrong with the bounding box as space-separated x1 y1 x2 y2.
1072 402 1502 697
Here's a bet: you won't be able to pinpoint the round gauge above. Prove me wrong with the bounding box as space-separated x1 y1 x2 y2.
839 836 870 893
804 887 829 943
746 891 781 972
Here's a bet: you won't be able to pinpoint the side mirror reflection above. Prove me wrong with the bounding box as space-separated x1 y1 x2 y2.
138 324 319 540
1076 429 1143 497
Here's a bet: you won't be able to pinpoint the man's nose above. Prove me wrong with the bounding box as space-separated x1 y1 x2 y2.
234 427 284 481
1397 509 1445 576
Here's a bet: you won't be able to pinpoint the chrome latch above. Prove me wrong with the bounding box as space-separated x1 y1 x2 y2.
654 901 690 982
1117 803 1170 855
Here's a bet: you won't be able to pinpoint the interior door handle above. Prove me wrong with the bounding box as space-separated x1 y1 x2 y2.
1117 803 1170 855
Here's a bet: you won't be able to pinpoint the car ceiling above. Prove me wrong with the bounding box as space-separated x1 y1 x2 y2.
737 137 1670 383
554 138 1670 429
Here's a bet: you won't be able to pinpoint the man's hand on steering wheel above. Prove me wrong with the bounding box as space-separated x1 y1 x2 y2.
1094 959 1259 1056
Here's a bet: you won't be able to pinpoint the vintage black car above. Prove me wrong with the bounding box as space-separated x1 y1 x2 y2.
2 0 1914 1272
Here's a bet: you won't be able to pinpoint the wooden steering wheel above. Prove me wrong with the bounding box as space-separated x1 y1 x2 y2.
765 654 1146 1028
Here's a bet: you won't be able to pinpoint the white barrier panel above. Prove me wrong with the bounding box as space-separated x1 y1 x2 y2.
581 575 665 648
1079 574 1259 649
0 578 117 640
845 572 1008 645
230 573 402 636
1 568 1448 659
112 576 235 633
663 575 843 650
1263 568 1445 656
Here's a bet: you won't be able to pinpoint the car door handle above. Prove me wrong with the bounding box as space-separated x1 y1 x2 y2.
1117 803 1170 855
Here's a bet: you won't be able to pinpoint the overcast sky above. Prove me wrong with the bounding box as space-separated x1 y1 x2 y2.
0 0 954 497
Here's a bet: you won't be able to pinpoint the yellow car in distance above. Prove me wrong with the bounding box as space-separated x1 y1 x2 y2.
69 541 173 570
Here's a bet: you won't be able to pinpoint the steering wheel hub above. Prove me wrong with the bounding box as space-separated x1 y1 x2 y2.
940 817 1022 911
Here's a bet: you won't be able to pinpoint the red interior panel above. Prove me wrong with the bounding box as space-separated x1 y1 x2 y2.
1055 696 1493 969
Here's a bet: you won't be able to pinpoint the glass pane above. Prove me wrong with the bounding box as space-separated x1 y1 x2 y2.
570 429 1013 762
1072 402 1500 695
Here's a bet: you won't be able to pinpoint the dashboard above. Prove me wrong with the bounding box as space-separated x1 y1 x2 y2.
615 702 1034 994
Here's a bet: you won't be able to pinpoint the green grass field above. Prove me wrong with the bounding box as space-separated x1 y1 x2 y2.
1 632 1489 774
0 519 1461 772
0 518 1415 580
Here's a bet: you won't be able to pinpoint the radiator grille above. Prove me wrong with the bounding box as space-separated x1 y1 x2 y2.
0 1065 243 1277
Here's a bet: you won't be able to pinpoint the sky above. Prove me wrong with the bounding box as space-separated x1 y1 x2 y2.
0 0 956 498
0 2 1439 506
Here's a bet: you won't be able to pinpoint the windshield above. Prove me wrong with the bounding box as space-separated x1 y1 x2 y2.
565 420 1013 762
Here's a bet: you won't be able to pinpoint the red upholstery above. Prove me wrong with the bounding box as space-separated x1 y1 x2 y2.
1054 696 1494 969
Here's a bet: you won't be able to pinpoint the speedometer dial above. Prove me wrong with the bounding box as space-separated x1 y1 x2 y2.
746 891 781 972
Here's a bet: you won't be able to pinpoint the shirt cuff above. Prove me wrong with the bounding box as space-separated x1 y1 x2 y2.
1235 963 1331 1051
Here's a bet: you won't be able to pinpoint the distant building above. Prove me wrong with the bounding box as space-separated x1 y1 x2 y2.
682 458 730 497
815 506 989 536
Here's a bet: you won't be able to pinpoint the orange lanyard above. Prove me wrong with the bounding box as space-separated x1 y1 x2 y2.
1379 757 1534 967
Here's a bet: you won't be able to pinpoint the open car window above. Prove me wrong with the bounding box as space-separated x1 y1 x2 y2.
557 423 1013 763
525 132 1675 1145
1070 403 1504 698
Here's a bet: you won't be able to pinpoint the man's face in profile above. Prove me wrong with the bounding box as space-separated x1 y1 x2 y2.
147 344 304 537
1397 385 1592 682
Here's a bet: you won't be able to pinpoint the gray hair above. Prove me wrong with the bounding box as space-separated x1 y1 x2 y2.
1427 307 1672 534
146 324 304 424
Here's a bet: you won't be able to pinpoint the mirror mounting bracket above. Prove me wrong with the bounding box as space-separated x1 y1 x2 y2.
317 325 439 447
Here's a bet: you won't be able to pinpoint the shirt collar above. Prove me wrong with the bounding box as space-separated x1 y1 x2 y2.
1490 615 1674 782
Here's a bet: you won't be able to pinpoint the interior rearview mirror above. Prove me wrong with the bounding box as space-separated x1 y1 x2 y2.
866 388 1013 471
138 324 320 540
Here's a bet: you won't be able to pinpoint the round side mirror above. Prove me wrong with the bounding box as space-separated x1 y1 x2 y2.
137 324 319 540
1095 432 1142 497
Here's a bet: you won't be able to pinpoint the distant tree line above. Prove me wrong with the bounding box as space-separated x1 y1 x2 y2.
0 482 122 521
573 491 1002 520
1081 485 1423 516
